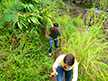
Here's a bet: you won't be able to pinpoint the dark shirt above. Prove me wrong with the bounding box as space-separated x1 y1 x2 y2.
49 27 61 39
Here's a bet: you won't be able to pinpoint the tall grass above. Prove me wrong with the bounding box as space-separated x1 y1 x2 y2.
53 11 108 80
0 0 56 80
0 0 108 81
0 28 53 81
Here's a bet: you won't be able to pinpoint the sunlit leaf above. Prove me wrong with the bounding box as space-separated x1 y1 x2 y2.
17 21 23 30
30 17 40 24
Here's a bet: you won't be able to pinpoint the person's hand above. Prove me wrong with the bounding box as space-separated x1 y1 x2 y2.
51 71 58 76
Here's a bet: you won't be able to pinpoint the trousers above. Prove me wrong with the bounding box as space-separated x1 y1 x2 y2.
56 66 72 81
49 37 58 53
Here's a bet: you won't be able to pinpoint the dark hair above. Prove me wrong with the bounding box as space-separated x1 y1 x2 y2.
63 54 75 66
54 23 58 27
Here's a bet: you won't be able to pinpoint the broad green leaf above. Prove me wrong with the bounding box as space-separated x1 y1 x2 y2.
2 14 18 22
0 25 4 29
35 0 40 3
0 21 4 29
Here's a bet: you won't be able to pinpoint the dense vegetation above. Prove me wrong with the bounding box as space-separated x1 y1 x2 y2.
0 0 108 81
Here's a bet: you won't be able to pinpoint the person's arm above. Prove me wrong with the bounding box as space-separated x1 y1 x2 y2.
59 36 61 48
51 61 59 76
72 60 78 81
51 67 58 76
51 55 65 76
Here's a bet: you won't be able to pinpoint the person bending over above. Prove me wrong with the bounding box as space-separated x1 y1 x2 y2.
51 54 78 81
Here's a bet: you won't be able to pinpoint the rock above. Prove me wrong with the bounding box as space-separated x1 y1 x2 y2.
83 8 108 40
63 0 108 12
83 8 108 26
63 0 94 4
75 0 82 4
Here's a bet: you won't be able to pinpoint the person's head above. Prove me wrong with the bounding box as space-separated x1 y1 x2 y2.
54 23 58 27
63 54 75 68
53 23 58 31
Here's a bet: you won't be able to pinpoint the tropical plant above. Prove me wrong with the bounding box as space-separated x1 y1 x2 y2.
0 0 54 81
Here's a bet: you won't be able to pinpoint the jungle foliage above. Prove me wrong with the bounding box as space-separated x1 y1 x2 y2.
0 0 55 80
0 0 108 81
